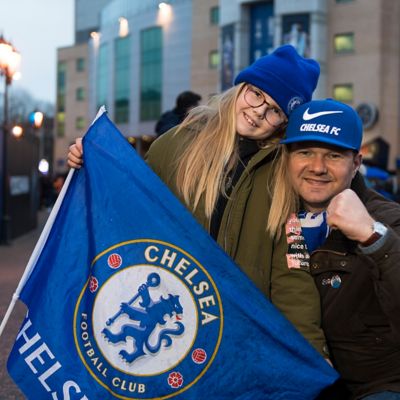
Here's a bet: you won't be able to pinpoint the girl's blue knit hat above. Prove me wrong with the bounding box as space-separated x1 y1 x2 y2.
234 45 320 117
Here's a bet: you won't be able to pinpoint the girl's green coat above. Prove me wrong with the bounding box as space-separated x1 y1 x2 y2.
145 127 328 357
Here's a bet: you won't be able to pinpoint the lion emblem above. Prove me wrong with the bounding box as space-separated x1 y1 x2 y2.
102 272 184 364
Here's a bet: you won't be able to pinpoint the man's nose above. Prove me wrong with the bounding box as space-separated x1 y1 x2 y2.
309 155 327 173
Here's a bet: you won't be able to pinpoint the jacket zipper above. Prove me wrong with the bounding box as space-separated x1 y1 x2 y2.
224 201 233 251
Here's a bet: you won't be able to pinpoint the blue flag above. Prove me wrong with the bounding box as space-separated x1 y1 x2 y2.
7 112 337 399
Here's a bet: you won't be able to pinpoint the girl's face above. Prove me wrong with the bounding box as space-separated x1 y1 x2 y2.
235 84 287 140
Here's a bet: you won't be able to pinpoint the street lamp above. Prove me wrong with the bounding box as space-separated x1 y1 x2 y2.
0 36 21 244
11 125 23 139
31 110 44 129
29 110 45 173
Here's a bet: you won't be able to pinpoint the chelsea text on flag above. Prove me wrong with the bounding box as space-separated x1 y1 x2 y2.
7 112 338 399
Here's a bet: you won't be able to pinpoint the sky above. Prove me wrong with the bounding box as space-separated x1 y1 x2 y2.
0 0 74 104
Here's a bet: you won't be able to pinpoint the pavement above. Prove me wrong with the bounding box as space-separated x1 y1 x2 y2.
0 210 49 400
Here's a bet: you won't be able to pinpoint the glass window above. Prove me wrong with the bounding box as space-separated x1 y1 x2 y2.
76 58 85 72
56 112 65 138
334 33 354 53
57 62 66 89
57 62 66 112
210 6 219 25
333 84 353 102
114 36 131 124
336 0 353 3
97 44 109 110
140 27 162 121
209 50 219 69
57 93 65 113
76 87 85 101
76 116 85 130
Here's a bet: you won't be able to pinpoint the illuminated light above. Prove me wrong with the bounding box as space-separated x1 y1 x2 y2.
90 31 101 48
158 2 170 10
7 47 21 77
141 134 155 142
11 125 23 138
0 37 21 83
38 159 49 175
119 17 129 37
12 71 21 81
0 38 12 70
157 2 172 25
31 111 44 128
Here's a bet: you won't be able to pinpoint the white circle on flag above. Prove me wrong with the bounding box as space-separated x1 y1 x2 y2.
92 265 197 376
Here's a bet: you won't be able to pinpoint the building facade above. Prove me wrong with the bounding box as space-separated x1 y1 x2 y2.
54 0 400 173
87 0 221 140
55 43 89 172
327 0 400 169
75 0 111 44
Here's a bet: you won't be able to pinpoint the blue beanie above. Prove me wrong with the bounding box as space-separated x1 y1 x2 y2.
280 99 363 151
234 45 320 117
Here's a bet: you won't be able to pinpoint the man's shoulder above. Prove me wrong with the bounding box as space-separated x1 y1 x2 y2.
363 186 400 226
160 110 178 119
155 110 180 133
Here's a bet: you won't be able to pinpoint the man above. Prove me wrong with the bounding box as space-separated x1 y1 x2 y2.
279 99 400 400
155 90 202 136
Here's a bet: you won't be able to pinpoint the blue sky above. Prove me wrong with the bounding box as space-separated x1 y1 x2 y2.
0 0 74 103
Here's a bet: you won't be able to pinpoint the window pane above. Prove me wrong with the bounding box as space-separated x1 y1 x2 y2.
97 44 109 110
76 116 85 130
114 36 131 123
334 33 354 53
140 27 162 121
57 62 66 112
76 87 85 101
56 112 65 138
57 93 65 112
333 84 353 102
57 62 66 89
76 58 85 72
209 50 219 69
210 6 219 25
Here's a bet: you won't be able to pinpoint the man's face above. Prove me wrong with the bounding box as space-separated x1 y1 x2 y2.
288 142 362 213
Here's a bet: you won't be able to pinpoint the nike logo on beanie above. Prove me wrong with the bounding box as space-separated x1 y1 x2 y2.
303 108 343 121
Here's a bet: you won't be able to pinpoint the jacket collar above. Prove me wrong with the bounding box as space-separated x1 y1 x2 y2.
246 143 279 170
350 171 369 202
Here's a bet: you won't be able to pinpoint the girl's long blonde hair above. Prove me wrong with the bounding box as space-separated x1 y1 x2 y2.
266 146 299 237
174 83 284 221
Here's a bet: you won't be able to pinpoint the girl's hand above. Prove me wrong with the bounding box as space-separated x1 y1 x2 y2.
67 138 83 169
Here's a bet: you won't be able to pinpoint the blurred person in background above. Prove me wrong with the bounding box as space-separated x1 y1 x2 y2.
155 90 202 136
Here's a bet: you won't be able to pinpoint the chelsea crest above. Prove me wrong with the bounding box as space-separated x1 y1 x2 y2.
73 239 223 399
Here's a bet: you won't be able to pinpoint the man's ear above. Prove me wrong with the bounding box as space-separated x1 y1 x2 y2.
352 152 362 178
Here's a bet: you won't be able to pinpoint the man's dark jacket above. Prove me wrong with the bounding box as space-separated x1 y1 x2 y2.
310 174 400 399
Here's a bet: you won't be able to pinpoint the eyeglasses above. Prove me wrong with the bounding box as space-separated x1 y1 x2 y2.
243 84 287 127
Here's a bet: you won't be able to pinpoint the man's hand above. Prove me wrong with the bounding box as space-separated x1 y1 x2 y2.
326 189 375 243
67 137 83 169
